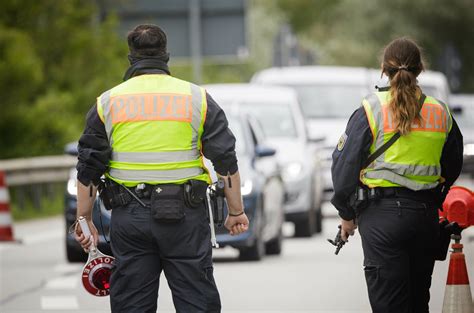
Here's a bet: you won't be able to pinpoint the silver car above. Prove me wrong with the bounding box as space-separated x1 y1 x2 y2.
252 66 373 200
369 69 451 103
206 84 324 237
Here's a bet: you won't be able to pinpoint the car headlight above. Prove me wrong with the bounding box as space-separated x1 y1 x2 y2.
464 143 474 156
282 162 303 181
67 178 77 196
67 168 78 196
241 179 253 196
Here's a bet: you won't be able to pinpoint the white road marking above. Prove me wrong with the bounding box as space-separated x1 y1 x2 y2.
41 296 79 310
0 242 18 251
53 263 81 273
0 221 62 251
21 229 62 245
45 276 78 290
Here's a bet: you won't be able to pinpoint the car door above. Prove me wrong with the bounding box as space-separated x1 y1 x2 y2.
246 116 285 243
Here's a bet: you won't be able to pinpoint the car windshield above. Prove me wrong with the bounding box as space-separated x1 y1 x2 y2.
237 101 298 138
419 85 438 98
290 85 368 118
227 116 247 155
419 84 449 102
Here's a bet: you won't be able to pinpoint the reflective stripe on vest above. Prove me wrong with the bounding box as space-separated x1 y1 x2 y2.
111 150 200 163
108 167 204 183
97 75 210 185
361 91 451 190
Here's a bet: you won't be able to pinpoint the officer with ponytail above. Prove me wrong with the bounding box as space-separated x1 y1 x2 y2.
331 37 463 312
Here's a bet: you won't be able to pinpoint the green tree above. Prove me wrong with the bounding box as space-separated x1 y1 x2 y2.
276 0 474 92
0 0 127 159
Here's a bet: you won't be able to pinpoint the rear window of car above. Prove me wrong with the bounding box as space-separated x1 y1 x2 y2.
238 101 298 138
290 85 368 118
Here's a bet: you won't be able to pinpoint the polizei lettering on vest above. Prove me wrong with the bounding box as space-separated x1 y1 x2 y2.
110 93 193 124
382 103 447 133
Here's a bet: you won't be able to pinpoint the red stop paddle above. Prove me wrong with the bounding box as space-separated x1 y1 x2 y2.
78 216 115 297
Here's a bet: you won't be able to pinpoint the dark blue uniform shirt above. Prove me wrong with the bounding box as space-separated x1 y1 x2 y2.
331 103 464 221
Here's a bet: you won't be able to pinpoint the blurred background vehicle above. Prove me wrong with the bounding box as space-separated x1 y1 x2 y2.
64 143 112 263
205 112 285 261
251 66 372 201
206 84 324 237
450 94 474 177
370 69 451 103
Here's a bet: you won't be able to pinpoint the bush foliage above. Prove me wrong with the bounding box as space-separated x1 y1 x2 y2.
0 0 127 159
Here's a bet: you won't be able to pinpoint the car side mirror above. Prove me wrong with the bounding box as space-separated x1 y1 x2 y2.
450 105 463 115
308 135 325 143
64 142 78 156
255 146 276 158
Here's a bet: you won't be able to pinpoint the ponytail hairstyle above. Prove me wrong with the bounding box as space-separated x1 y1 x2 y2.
382 37 425 135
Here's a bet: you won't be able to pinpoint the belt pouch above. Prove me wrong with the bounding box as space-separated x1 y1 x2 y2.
151 185 185 222
99 182 130 210
184 180 208 208
350 187 368 215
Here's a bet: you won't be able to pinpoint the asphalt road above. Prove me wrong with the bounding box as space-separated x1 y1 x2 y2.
1 197 474 312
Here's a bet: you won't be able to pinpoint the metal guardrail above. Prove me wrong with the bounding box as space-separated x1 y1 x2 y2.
0 155 77 186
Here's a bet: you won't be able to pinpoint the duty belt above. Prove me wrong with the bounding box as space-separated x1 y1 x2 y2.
132 183 184 199
369 187 436 201
99 179 207 210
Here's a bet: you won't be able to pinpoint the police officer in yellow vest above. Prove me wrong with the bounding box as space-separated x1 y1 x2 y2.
74 24 249 313
331 38 463 312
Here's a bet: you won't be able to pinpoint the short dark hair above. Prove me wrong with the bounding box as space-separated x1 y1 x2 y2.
127 24 167 56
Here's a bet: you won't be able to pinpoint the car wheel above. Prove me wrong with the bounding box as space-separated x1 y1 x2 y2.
311 173 324 234
314 207 323 234
294 210 315 238
239 234 265 261
239 208 265 261
66 242 87 263
265 228 283 255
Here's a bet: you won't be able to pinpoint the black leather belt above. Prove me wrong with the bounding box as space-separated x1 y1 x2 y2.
132 183 184 199
371 187 435 200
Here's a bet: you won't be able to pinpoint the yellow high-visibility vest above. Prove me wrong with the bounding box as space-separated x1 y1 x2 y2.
360 90 452 190
97 74 211 186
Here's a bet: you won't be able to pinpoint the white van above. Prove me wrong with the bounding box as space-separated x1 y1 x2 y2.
369 69 450 103
252 66 374 198
252 66 453 196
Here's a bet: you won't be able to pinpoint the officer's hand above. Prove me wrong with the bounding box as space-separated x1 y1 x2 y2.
74 219 99 253
224 213 249 236
340 218 357 242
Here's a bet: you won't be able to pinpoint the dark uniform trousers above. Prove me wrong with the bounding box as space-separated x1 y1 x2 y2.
358 197 439 313
109 199 221 313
